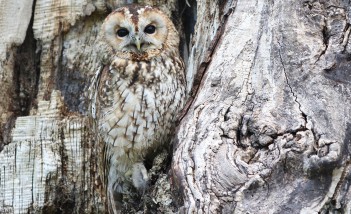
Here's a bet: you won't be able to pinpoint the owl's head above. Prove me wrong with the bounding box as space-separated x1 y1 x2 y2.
98 5 179 62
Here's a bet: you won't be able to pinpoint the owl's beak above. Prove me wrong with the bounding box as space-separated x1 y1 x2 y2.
134 36 141 51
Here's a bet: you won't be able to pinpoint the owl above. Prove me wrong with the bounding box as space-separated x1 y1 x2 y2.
89 5 186 213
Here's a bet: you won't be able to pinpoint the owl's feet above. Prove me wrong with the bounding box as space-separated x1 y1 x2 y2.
131 162 149 194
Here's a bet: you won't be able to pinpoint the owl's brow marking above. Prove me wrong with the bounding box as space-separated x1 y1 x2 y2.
126 6 140 31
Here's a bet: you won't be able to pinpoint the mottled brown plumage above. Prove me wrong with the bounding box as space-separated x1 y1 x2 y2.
90 5 186 213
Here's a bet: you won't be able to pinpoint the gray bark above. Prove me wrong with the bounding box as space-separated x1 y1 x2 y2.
173 0 351 213
1 0 351 213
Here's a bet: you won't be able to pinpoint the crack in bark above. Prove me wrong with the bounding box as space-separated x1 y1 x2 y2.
177 6 235 124
277 39 308 127
341 23 350 52
236 115 244 143
314 22 329 64
270 126 308 141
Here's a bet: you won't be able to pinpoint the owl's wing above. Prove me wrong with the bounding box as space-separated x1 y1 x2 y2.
88 65 105 119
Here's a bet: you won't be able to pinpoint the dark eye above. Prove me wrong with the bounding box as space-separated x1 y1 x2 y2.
117 28 129 37
144 25 156 34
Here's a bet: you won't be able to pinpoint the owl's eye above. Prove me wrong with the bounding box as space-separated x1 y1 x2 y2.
144 25 156 34
117 28 129 37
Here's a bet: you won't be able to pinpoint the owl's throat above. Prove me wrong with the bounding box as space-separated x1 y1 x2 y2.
121 48 162 61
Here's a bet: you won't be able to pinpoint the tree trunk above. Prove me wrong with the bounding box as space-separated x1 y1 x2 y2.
1 0 351 213
173 0 351 213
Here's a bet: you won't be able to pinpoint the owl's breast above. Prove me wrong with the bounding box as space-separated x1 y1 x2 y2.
96 56 185 158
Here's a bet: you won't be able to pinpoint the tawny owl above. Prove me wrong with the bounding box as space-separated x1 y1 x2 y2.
89 5 186 213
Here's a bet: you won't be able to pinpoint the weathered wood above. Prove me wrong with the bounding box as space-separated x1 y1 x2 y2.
0 0 34 150
173 0 351 213
0 90 101 213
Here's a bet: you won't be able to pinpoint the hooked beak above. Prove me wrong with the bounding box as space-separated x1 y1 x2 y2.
134 36 141 51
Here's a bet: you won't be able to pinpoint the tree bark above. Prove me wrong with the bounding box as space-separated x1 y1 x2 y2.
174 0 351 213
1 0 351 213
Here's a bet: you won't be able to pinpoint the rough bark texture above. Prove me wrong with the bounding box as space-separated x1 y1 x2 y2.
1 0 351 213
174 0 351 213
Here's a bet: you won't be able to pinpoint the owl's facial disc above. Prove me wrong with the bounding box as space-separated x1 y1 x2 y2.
101 7 171 59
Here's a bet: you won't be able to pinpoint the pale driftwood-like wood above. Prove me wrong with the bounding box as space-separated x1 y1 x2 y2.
0 0 34 150
173 0 351 213
0 0 33 59
0 1 107 212
0 90 102 213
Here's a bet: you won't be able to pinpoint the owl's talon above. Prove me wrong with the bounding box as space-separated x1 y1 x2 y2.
132 162 149 194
